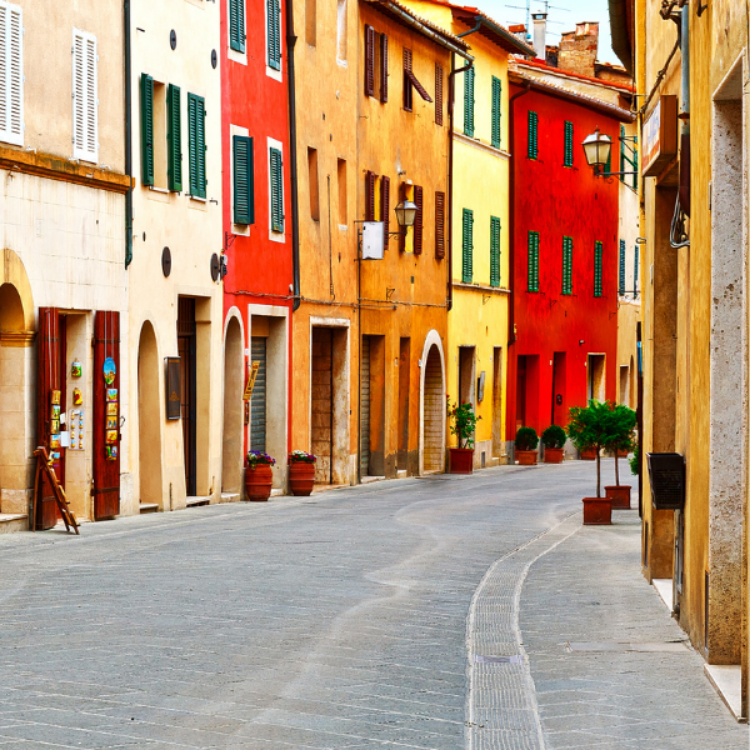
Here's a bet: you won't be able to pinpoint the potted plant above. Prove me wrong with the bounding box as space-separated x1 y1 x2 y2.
579 446 597 460
515 427 539 465
541 425 566 464
245 451 276 501
567 400 614 524
603 404 637 510
447 398 480 474
288 450 316 496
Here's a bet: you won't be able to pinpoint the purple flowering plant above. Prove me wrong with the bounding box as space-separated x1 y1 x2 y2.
247 451 276 468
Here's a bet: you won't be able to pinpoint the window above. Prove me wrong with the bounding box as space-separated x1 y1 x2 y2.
527 111 538 160
435 64 443 126
379 34 388 102
594 241 602 297
462 209 473 283
307 147 319 221
305 0 316 45
435 191 445 259
72 29 98 163
267 0 281 70
364 26 375 97
364 28 388 101
527 231 539 292
337 158 347 224
403 48 413 111
365 170 377 221
229 0 246 53
0 1 23 147
336 0 347 62
381 176 390 248
564 121 573 167
187 94 206 198
490 216 501 287
562 236 573 295
167 84 181 191
634 245 639 295
140 74 154 186
414 185 423 255
233 135 254 225
619 239 626 295
491 76 501 148
464 66 475 137
151 81 167 188
269 147 283 232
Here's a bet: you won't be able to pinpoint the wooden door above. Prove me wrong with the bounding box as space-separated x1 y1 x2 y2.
36 308 65 530
93 311 120 519
360 336 370 476
250 337 267 453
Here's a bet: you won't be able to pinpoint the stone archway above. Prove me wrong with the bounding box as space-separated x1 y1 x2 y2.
137 321 163 509
222 315 244 495
419 330 446 475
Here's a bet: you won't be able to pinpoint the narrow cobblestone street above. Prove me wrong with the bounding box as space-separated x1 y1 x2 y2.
0 461 745 749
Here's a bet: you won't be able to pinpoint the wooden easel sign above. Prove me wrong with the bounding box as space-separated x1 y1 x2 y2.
243 361 260 401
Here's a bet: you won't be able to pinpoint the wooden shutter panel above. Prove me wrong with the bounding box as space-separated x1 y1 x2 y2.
634 245 639 292
435 64 443 126
562 236 573 294
230 0 246 53
73 30 98 163
490 216 501 287
365 170 376 221
270 147 284 232
364 26 375 97
140 74 154 186
594 241 603 297
619 239 626 295
398 182 408 252
93 311 120 520
464 66 474 137
564 121 573 167
462 209 473 282
414 185 423 255
528 231 539 292
435 191 445 259
528 111 538 159
0 3 23 146
380 34 389 103
403 48 413 111
491 76 501 148
267 0 281 70
167 83 182 192
381 176 390 249
234 135 255 225
188 94 206 198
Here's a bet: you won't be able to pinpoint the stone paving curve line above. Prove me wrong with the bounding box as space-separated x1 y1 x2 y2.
466 512 581 750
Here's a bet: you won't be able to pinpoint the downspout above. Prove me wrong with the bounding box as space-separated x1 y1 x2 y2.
124 0 133 268
286 0 301 310
678 4 690 217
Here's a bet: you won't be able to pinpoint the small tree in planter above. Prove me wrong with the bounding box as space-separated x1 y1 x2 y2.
245 451 276 502
288 450 316 496
541 425 566 463
604 404 637 509
447 399 480 473
515 427 539 465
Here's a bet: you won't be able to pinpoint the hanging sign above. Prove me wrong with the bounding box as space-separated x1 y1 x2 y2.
643 95 678 177
243 361 260 401
71 360 82 378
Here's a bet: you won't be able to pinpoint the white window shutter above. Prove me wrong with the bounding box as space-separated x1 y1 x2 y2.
0 1 24 147
72 28 97 163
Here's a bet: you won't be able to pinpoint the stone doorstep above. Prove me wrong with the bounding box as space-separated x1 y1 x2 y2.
704 664 746 722
360 475 385 484
139 503 159 514
0 513 28 534
652 578 674 611
185 496 211 508
220 492 240 503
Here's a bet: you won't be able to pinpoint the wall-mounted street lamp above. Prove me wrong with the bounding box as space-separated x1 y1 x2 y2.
359 199 419 260
393 199 418 232
582 129 638 178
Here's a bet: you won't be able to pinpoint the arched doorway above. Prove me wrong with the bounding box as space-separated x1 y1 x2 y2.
422 340 445 473
222 316 243 494
138 322 162 509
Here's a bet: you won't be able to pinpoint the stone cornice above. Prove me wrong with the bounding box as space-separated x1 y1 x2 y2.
0 330 36 347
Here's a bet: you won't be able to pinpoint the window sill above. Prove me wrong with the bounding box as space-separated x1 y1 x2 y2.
188 195 207 203
149 185 170 194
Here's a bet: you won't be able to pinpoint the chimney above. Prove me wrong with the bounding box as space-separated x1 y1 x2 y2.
557 21 599 77
532 13 547 61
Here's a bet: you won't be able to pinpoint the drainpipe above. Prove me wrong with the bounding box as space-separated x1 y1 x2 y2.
124 0 133 267
286 0 301 310
678 5 690 217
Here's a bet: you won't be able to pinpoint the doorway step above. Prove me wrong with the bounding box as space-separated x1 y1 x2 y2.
220 492 240 503
0 513 28 533
186 496 210 508
139 503 159 514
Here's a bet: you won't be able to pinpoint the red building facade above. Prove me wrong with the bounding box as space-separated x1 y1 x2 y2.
220 0 294 493
506 71 631 444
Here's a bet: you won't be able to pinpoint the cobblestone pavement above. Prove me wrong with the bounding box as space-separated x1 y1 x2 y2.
0 461 745 749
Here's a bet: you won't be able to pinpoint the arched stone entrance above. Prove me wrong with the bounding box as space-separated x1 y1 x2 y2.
222 315 244 495
137 321 163 509
419 330 446 475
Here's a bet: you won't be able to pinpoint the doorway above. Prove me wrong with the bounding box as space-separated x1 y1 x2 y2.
552 352 566 426
250 336 267 453
360 334 385 477
177 297 197 496
222 317 243 494
619 364 630 406
492 347 503 458
587 354 606 402
458 346 475 407
138 321 163 508
397 337 411 472
422 343 443 472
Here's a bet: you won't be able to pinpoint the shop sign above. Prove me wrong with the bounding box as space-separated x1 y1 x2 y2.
643 95 678 177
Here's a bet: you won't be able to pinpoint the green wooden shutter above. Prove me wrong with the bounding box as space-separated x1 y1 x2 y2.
462 209 473 283
491 76 501 149
619 239 626 295
490 216 501 287
167 84 182 192
527 231 539 292
464 66 475 138
233 136 254 225
188 93 206 199
564 121 573 167
140 74 154 186
267 0 281 70
604 145 612 176
634 245 639 294
562 236 573 295
594 241 603 297
230 0 246 53
528 111 538 159
270 147 284 232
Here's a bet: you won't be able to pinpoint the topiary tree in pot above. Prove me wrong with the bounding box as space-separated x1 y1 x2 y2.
604 404 637 509
515 426 539 465
447 399 480 473
541 425 566 464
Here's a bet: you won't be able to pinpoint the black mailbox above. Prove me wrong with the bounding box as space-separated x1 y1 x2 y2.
646 452 685 510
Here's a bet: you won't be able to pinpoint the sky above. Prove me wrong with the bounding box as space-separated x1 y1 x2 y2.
475 0 618 66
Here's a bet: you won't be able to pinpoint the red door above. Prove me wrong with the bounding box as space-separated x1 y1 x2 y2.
36 308 65 530
93 311 120 519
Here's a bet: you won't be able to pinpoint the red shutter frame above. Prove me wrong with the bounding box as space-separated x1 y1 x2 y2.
435 191 445 259
365 170 377 221
93 311 121 520
435 63 444 125
365 25 375 97
414 185 424 255
380 34 389 102
381 175 390 249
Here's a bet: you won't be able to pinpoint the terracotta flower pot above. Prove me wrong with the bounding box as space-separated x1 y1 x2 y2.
616 449 629 458
516 449 538 465
580 447 597 461
605 485 631 510
244 464 273 501
289 462 315 496
582 496 612 525
544 447 563 464
449 447 474 474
